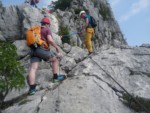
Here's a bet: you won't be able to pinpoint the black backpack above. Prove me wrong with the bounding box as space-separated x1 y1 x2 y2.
90 16 97 28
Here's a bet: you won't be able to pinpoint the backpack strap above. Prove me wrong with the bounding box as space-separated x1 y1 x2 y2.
40 27 49 49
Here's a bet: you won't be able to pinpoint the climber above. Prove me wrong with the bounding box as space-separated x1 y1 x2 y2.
27 17 65 95
30 0 40 7
42 6 51 14
79 10 94 54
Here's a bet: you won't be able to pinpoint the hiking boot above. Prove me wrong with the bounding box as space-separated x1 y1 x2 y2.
53 75 65 83
28 89 36 95
89 52 93 55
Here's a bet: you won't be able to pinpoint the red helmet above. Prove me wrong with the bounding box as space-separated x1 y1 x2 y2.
41 17 50 24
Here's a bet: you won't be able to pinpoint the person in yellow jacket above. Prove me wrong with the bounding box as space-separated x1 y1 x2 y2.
79 10 94 54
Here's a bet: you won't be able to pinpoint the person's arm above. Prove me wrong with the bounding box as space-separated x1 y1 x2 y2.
47 35 60 53
33 0 38 7
82 18 89 30
81 18 89 33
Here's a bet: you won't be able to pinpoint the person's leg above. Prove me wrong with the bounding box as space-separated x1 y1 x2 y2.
85 28 93 53
28 62 39 94
33 4 37 7
27 49 41 94
48 55 64 81
28 62 39 85
48 57 58 76
35 48 64 81
35 48 59 76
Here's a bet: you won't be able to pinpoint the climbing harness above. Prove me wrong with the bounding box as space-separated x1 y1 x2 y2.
89 56 150 113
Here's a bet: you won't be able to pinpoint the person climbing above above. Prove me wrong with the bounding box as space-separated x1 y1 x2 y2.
27 17 65 95
79 10 94 55
42 6 51 14
30 0 40 7
42 6 47 11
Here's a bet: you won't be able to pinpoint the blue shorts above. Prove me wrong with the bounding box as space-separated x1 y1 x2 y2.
30 47 56 63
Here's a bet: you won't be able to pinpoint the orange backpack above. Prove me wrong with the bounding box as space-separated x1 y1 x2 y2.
26 26 49 49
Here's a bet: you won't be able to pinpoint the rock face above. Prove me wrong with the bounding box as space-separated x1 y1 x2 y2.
1 1 150 113
56 0 127 48
0 4 61 44
70 46 150 98
3 46 150 113
13 40 30 58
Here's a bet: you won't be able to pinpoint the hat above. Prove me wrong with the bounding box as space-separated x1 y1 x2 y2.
79 11 86 16
41 17 50 24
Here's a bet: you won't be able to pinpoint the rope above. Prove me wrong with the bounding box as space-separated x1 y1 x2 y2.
56 62 61 113
56 83 60 113
90 57 150 113
62 32 80 38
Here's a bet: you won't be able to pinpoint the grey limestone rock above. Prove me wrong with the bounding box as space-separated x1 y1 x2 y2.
1 1 150 113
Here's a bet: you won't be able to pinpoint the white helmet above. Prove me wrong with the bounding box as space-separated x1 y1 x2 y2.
79 11 86 16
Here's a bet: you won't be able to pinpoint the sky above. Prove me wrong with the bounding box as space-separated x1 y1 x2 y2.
1 0 52 8
108 0 150 46
1 0 150 46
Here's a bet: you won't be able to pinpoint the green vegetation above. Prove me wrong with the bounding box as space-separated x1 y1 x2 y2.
122 93 150 112
93 0 99 7
0 41 25 107
58 25 70 44
81 43 85 49
111 32 116 40
74 8 82 15
99 3 111 21
52 0 73 11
